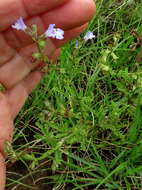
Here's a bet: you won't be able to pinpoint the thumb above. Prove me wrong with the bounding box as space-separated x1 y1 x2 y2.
0 92 13 155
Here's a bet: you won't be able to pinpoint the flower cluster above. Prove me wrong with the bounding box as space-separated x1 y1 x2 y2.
11 17 96 63
12 17 65 40
12 17 95 42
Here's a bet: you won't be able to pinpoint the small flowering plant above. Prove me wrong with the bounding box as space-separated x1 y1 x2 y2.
12 17 65 67
75 31 95 49
12 17 95 68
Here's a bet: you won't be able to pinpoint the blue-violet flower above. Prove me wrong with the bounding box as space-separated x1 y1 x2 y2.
84 31 95 41
75 40 79 48
12 17 27 31
45 24 64 40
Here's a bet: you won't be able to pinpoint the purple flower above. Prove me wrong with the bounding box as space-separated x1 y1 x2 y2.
12 17 27 31
45 24 56 38
75 40 79 48
84 31 95 41
55 28 64 40
45 24 64 40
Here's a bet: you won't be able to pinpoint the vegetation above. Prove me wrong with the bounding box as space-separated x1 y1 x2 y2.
7 0 142 189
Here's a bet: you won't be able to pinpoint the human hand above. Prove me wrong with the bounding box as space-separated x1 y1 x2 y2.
0 0 96 189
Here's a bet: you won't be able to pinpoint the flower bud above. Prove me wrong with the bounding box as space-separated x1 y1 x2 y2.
38 40 46 50
32 52 42 60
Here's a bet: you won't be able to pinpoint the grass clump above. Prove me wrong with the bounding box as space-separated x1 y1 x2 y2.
6 0 142 189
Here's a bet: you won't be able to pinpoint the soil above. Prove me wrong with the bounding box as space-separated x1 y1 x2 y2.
6 160 53 190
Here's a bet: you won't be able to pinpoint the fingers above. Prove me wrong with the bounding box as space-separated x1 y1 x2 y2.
48 48 61 61
0 0 95 89
0 34 16 66
0 54 39 89
23 0 68 16
6 71 42 119
0 0 68 31
0 153 5 190
4 0 95 50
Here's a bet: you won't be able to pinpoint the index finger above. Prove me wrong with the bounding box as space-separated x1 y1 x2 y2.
0 0 68 31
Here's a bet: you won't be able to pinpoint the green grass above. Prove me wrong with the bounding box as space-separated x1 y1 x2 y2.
6 0 142 189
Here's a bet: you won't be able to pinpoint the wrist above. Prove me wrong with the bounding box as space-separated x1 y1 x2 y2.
0 152 6 190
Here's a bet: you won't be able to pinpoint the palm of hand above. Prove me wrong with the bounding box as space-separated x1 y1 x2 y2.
0 0 95 189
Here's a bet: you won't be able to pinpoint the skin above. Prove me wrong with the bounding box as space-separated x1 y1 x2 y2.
0 0 96 189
